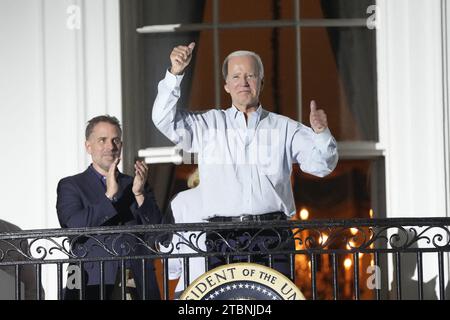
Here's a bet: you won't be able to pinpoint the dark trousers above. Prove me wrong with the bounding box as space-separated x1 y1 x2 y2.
206 227 294 278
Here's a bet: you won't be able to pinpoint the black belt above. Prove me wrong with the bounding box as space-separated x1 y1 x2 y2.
207 212 287 222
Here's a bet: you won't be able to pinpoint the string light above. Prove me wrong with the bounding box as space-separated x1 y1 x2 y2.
344 258 352 270
321 233 328 244
299 208 309 220
346 240 356 250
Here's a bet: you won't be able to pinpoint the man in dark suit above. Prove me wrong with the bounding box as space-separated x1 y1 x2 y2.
56 115 162 300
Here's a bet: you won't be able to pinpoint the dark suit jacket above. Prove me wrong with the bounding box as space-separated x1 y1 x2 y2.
56 166 162 299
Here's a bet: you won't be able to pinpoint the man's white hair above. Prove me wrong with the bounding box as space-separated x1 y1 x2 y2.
222 50 264 80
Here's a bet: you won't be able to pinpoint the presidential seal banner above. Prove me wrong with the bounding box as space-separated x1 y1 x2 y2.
180 263 305 300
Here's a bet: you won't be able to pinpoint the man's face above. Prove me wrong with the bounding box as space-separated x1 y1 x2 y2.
224 55 263 110
85 122 122 174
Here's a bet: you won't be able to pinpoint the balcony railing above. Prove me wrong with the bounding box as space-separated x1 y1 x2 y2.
1 218 449 300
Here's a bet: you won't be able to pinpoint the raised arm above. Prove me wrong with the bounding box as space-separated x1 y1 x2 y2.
152 43 211 153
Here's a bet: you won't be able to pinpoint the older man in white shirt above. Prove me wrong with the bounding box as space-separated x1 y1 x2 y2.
152 43 338 278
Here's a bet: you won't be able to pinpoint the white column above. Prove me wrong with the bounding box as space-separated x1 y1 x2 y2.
377 0 449 298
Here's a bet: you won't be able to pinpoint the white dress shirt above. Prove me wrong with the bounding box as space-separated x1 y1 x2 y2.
152 70 338 219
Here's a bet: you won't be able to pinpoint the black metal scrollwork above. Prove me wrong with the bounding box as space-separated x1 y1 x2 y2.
1 219 450 264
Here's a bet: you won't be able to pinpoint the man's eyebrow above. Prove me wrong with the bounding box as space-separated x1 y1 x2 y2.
96 135 121 139
96 136 110 141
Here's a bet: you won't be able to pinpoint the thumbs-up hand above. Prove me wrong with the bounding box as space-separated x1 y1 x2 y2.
309 100 328 134
170 42 196 75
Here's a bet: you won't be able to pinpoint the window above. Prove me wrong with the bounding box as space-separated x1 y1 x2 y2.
129 0 384 300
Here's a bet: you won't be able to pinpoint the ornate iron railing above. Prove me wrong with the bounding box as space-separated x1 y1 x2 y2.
0 218 449 300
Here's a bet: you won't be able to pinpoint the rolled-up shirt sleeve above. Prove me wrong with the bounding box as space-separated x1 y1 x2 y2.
290 125 338 177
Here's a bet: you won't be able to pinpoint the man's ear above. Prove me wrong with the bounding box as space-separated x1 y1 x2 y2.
224 82 230 93
260 78 264 91
85 140 92 155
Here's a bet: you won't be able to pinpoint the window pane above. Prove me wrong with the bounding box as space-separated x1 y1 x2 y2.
142 0 206 25
300 0 377 19
189 31 216 110
293 159 385 219
301 27 378 141
216 0 294 22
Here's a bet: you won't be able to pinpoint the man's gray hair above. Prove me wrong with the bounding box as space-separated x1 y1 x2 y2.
222 50 264 80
